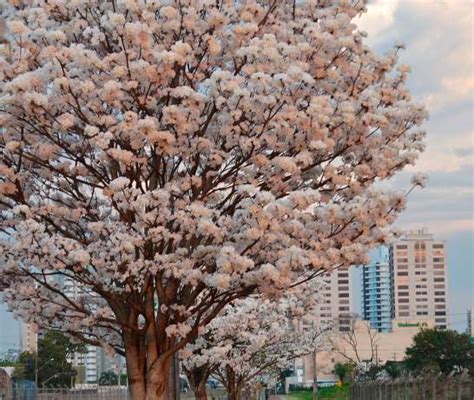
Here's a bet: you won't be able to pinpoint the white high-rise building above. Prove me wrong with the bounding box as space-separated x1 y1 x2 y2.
20 322 37 354
389 229 448 330
63 278 99 383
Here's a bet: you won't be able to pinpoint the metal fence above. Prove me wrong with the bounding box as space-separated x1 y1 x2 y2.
0 387 228 400
350 373 474 400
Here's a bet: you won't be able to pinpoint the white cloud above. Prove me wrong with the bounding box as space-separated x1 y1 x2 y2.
356 0 400 44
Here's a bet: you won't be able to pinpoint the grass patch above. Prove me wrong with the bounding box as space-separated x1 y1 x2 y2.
288 384 349 400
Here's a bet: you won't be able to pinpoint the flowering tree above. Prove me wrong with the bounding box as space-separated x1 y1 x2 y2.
182 291 328 400
0 0 426 398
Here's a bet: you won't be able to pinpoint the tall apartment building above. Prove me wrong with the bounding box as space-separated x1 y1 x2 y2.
293 266 353 383
361 247 392 332
70 346 99 383
20 322 38 354
389 229 448 330
316 267 353 332
63 278 99 383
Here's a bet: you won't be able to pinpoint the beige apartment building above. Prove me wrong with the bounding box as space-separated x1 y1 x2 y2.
292 267 353 383
20 322 37 354
390 229 448 330
316 267 353 332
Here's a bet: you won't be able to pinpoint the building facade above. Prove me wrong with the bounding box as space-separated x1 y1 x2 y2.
362 247 393 332
19 322 37 354
63 278 99 383
286 318 436 390
292 266 353 383
389 229 448 330
316 267 353 332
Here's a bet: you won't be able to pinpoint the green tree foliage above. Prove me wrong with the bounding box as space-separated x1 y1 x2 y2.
12 352 35 381
99 370 119 386
383 361 402 379
405 328 474 375
332 362 354 384
0 359 16 367
14 330 87 387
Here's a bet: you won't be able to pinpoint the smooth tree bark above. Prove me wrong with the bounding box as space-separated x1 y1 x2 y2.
184 364 212 400
224 366 245 400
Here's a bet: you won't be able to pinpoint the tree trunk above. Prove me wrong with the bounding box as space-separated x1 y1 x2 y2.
126 355 173 400
185 364 210 400
225 366 243 400
227 386 243 400
194 382 208 400
124 331 173 400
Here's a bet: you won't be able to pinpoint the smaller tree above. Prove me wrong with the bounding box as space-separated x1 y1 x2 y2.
12 352 35 381
334 317 380 366
404 328 474 375
332 362 353 385
182 283 328 400
383 361 403 379
14 330 87 387
99 370 119 386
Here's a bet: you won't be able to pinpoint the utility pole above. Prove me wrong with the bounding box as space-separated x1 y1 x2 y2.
174 353 180 400
168 353 180 400
312 349 318 400
467 308 472 335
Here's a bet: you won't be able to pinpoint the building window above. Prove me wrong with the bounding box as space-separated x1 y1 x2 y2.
433 258 444 262
398 272 408 276
434 291 445 296
398 299 409 303
399 312 410 317
434 278 445 282
397 245 408 249
398 285 409 290
398 292 409 297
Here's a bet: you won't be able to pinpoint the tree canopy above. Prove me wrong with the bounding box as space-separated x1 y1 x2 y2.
405 329 474 375
13 330 86 388
0 0 426 398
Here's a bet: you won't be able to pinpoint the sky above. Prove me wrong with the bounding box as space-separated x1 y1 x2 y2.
0 0 473 351
353 0 474 331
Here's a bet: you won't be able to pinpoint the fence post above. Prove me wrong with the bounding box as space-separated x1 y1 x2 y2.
456 373 462 400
